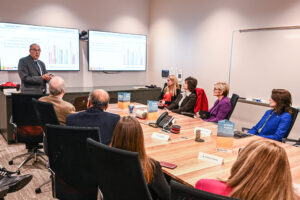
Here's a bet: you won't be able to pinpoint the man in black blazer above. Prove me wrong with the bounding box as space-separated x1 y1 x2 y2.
66 89 120 145
18 43 53 94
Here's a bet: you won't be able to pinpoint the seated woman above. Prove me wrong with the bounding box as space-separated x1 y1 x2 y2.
195 140 299 200
248 89 292 141
167 76 197 114
110 116 170 200
201 82 231 122
158 75 181 108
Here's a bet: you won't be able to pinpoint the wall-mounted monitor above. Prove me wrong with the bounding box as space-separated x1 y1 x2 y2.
88 30 147 71
0 22 80 71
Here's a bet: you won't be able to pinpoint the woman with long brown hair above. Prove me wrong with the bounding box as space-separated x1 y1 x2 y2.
248 89 293 141
195 140 299 200
110 116 170 200
158 75 181 108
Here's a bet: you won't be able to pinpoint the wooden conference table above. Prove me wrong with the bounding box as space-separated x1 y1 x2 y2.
107 103 300 188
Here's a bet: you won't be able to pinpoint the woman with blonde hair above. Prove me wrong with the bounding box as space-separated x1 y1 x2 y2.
110 116 170 200
199 81 231 122
195 140 299 200
158 75 181 107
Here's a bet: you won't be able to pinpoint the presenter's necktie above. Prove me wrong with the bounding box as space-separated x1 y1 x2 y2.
34 60 42 75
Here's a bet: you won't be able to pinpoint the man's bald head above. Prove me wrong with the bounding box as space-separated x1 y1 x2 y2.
49 76 65 96
88 89 110 110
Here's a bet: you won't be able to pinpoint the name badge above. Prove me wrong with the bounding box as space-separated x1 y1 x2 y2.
198 152 223 165
152 132 170 141
194 127 212 137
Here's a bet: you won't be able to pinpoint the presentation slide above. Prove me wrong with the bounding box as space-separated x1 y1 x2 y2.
88 30 147 71
0 22 80 71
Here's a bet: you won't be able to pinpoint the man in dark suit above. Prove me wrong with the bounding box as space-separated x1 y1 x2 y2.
18 43 53 94
66 89 120 145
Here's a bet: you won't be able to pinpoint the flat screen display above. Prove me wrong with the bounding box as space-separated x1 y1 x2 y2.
88 30 147 71
0 22 80 71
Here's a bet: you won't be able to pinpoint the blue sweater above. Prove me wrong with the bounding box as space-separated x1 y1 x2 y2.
248 109 292 141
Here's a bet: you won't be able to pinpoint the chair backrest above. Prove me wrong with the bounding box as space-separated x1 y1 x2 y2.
170 180 240 200
225 93 239 120
11 93 44 143
11 93 44 126
194 88 209 113
284 107 299 138
32 99 60 129
45 124 101 200
86 138 153 200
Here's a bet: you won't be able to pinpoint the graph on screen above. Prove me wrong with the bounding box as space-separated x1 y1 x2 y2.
0 22 80 71
88 30 147 71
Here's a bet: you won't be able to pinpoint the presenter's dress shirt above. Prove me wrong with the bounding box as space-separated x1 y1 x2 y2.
248 109 292 141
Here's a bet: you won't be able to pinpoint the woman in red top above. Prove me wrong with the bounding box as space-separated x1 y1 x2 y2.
158 75 181 107
195 140 299 200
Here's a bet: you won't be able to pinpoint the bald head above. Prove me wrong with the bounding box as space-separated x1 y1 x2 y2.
88 89 110 110
49 76 65 96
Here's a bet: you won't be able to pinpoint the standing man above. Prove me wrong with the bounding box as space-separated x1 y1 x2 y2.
18 43 53 94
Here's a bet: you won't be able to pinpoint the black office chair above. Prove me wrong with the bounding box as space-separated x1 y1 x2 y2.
32 99 60 129
283 107 299 139
45 124 100 200
170 180 240 200
32 99 60 194
8 93 45 172
225 93 239 120
282 107 299 144
86 138 153 200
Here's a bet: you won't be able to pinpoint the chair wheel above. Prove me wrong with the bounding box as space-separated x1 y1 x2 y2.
16 170 20 175
8 160 13 165
35 188 41 194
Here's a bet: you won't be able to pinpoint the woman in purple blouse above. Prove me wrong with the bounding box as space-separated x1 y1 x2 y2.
202 82 232 122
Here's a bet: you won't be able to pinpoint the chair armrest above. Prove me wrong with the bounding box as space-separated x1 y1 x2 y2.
9 116 16 128
181 112 195 118
9 116 18 142
242 127 250 132
97 187 104 200
282 138 300 143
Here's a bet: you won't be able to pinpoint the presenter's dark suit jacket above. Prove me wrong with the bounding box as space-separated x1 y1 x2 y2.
18 55 48 94
66 107 120 145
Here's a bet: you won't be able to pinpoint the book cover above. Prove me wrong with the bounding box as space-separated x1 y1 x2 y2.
147 100 158 122
216 120 235 152
118 92 131 109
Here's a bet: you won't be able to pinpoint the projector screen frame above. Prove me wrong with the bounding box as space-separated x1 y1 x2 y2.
0 21 81 72
88 29 147 72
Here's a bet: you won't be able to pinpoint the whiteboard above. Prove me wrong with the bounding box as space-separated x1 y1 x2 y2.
229 28 300 107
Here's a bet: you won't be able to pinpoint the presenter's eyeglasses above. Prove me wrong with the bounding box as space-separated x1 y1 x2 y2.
30 48 41 52
213 88 221 91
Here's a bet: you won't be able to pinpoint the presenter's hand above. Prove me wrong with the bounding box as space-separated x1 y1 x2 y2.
42 73 53 81
195 112 200 118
